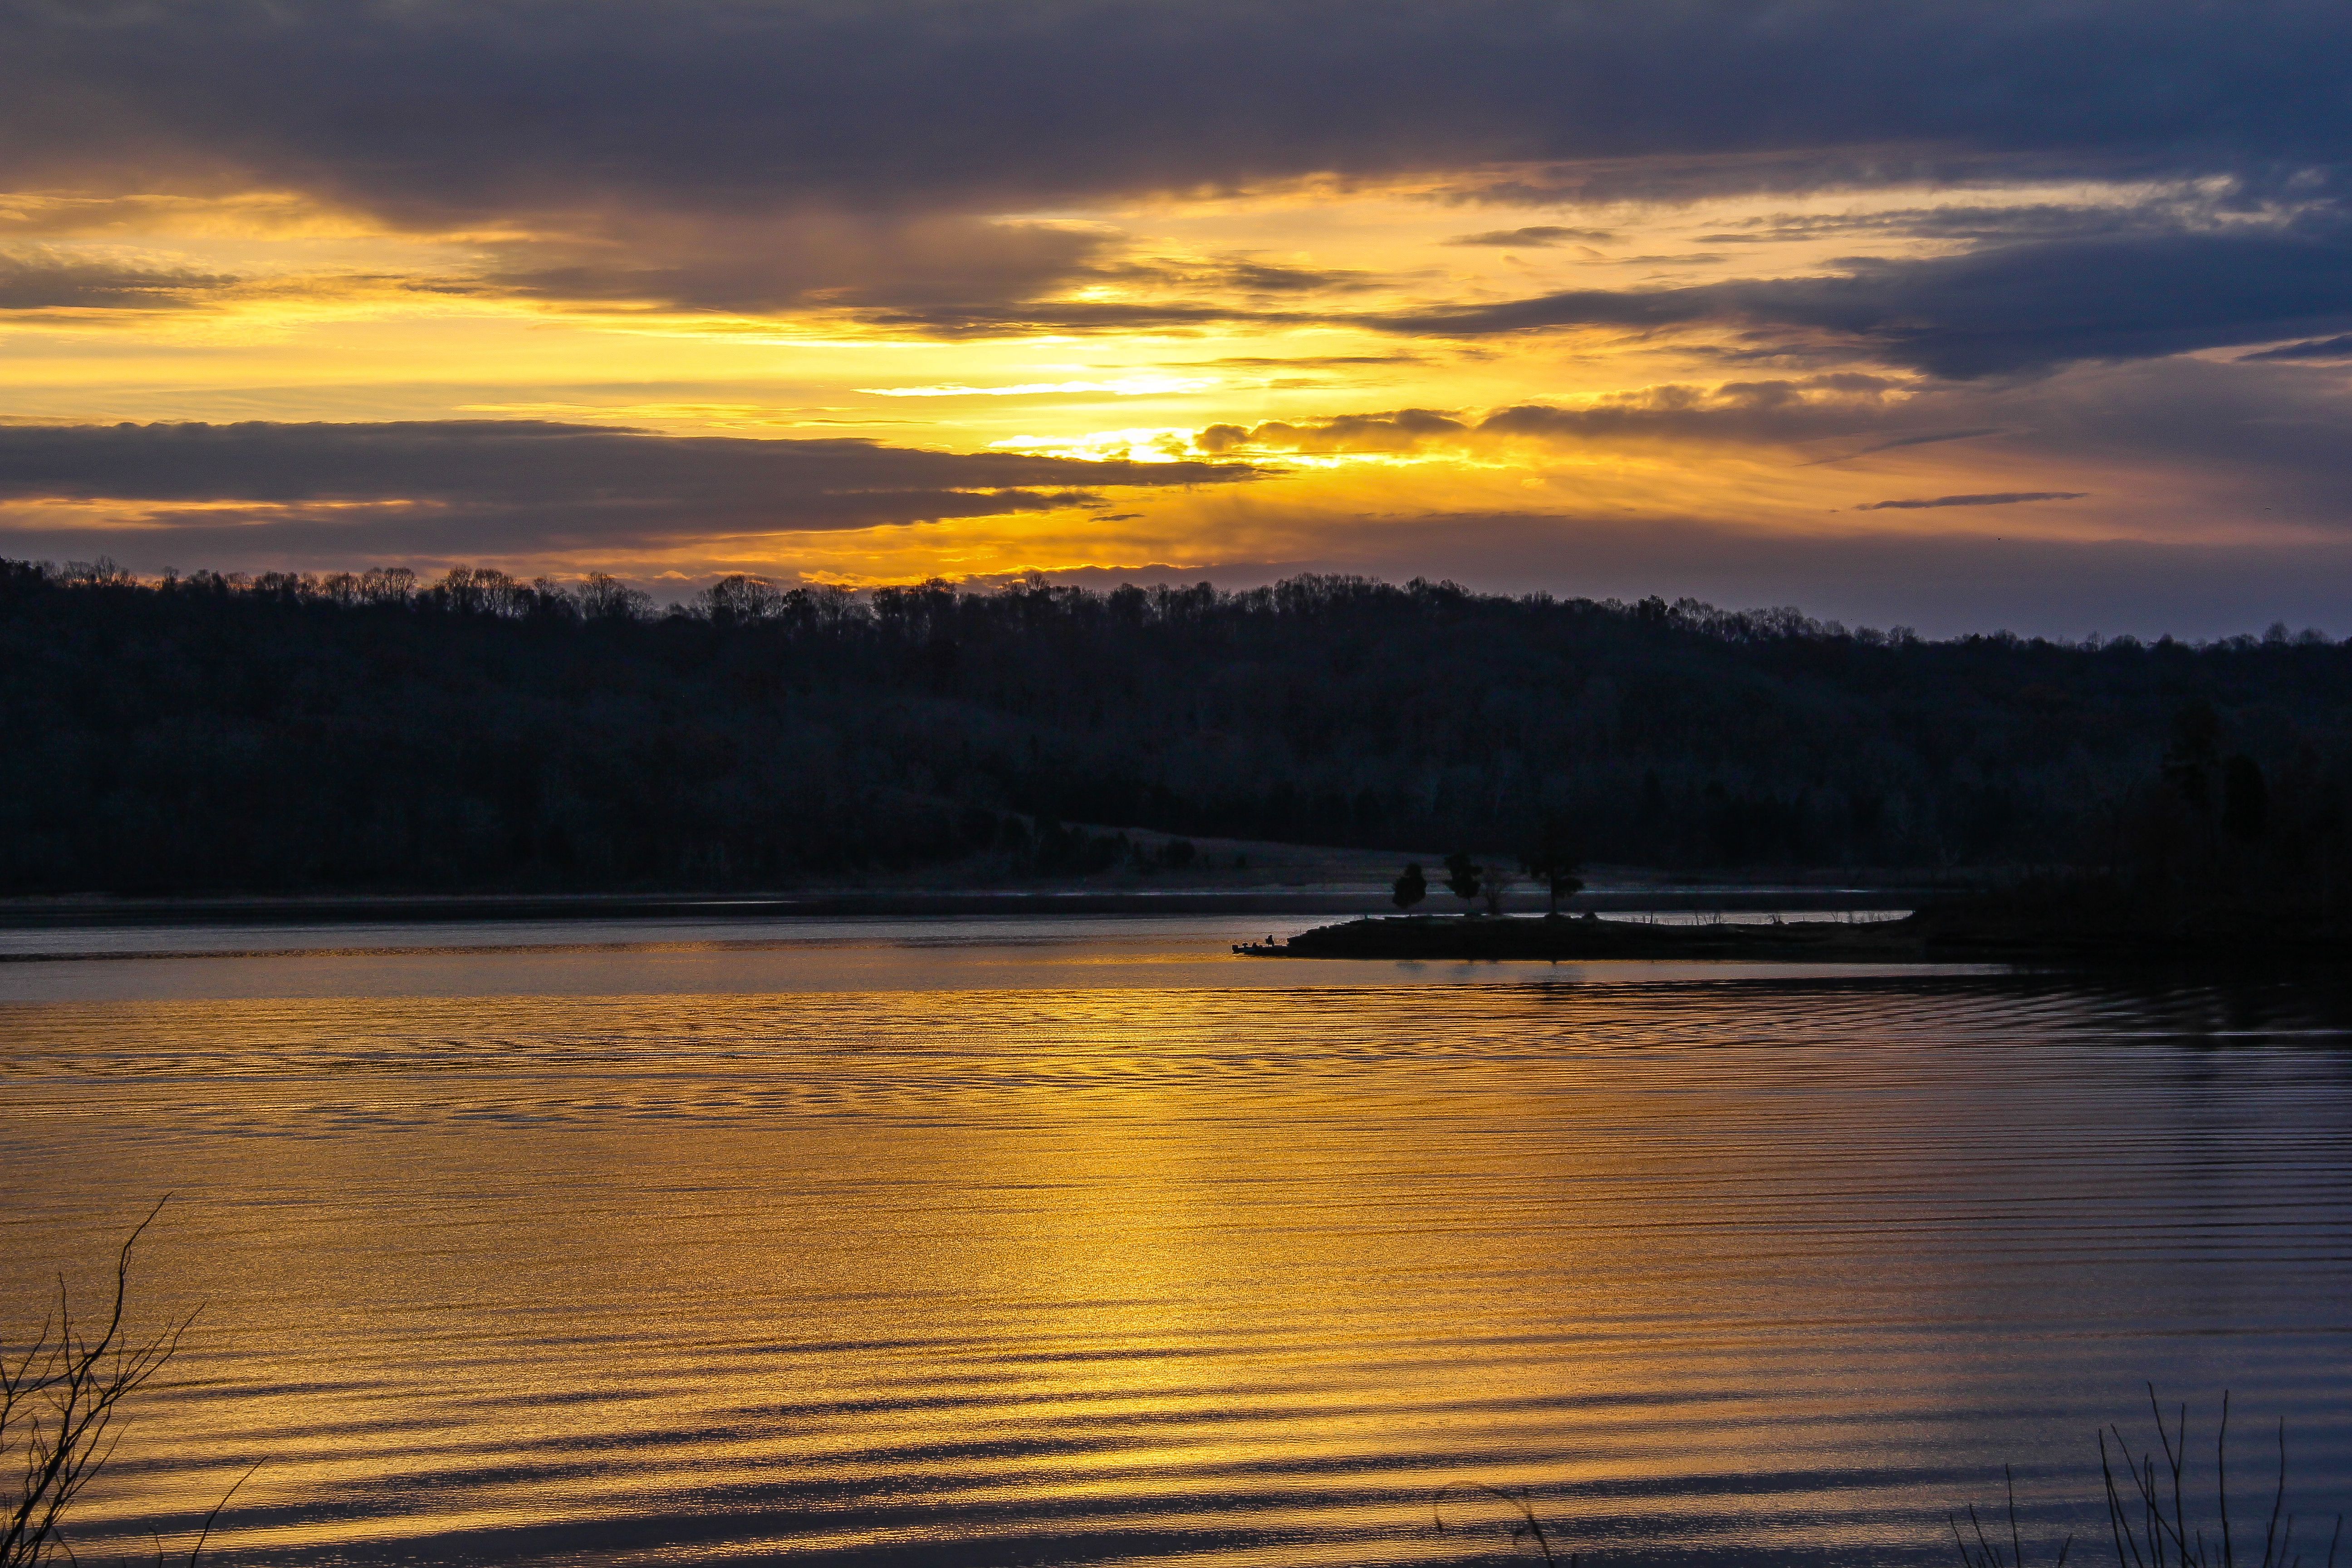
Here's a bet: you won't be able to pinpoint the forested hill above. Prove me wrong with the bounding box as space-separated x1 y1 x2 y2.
5 559 2349 895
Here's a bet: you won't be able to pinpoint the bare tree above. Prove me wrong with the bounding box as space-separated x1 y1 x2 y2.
2 1201 247 1568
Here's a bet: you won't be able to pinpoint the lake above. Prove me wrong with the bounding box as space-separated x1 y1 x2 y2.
3 912 2347 1566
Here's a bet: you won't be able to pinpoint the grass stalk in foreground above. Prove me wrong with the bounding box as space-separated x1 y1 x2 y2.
2096 1388 2343 1568
1952 1465 2074 1568
1454 1389 2344 1568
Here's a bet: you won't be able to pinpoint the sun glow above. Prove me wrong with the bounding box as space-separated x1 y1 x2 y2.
5 137 2348 626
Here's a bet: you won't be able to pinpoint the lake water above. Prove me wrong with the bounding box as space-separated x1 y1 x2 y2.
3 913 2347 1566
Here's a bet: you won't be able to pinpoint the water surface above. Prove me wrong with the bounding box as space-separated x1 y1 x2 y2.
3 915 2346 1565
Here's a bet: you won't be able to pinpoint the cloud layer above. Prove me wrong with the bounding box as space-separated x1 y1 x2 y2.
11 1 2352 366
7 0 2352 634
0 421 1255 559
1852 492 2086 511
1384 220 2352 376
9 1 2350 217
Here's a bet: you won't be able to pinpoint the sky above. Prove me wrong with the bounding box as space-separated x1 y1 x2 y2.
5 0 2352 636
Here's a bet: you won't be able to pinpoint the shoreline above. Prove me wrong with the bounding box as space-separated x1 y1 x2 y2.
0 883 1934 931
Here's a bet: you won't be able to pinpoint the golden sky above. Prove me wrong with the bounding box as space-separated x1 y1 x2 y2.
5 1 2352 633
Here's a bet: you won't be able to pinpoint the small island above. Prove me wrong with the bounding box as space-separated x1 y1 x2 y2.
1242 808 2352 968
1240 911 1929 962
1240 847 2352 968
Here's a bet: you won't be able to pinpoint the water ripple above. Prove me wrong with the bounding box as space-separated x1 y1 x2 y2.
3 940 2347 1564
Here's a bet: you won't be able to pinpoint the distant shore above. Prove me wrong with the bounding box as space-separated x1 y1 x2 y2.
10 895 2336 968
0 876 1934 931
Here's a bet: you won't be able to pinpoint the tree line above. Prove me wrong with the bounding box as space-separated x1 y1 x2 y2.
5 556 2350 905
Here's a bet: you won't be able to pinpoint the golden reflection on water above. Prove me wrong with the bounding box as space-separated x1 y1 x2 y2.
3 960 2349 1566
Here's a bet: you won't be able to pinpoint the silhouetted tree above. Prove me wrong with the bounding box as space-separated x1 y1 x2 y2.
1520 820 1586 916
1392 862 1427 911
578 572 651 621
1443 851 1483 913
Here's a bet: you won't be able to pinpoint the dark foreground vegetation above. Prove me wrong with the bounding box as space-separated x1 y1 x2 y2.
6 558 2352 917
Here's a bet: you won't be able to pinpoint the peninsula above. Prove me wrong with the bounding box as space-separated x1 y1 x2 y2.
1240 897 2352 966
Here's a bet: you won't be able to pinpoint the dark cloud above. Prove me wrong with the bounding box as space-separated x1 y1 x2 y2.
844 299 1318 338
0 248 239 310
1478 376 1905 446
1196 377 1918 456
0 421 1256 558
1197 409 1470 455
14 3 2352 220
1693 197 2254 246
5 1 2348 225
7 2 2347 362
1434 145 2352 211
1583 358 2352 514
1803 428 2007 464
1214 260 1384 294
1853 491 2087 510
1190 378 1916 456
1380 219 2352 376
2239 333 2352 361
1188 358 2352 522
463 230 1395 321
1444 226 1615 248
